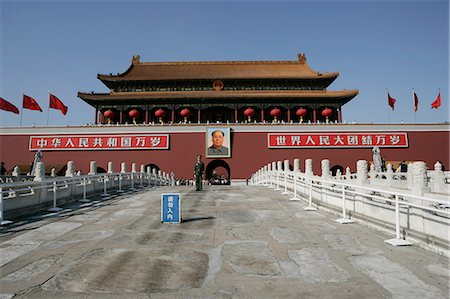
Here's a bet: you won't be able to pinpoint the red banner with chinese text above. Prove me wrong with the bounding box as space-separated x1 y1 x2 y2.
268 132 408 148
29 134 169 151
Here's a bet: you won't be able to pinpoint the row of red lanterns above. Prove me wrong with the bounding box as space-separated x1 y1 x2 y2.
103 107 334 123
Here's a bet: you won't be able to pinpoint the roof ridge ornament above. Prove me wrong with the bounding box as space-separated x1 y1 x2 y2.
297 53 307 64
132 55 141 65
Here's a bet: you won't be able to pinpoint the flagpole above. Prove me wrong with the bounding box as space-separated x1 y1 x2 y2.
386 88 390 124
20 92 24 126
413 89 416 124
47 91 50 126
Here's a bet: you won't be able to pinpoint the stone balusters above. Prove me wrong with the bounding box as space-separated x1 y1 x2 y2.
33 162 45 181
107 162 114 174
356 160 368 185
293 159 300 173
432 161 445 193
411 161 430 195
88 161 97 175
65 161 75 177
12 166 20 179
305 159 313 177
284 160 290 172
131 163 137 173
121 162 126 173
321 159 331 179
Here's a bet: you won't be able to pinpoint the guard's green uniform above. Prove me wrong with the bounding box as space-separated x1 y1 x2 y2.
194 161 205 191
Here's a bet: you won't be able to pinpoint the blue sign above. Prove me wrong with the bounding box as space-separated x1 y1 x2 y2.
161 193 181 223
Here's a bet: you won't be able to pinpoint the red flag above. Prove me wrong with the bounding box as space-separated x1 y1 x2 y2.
413 90 419 112
23 94 42 112
431 90 441 109
0 97 19 114
49 93 68 115
388 92 396 110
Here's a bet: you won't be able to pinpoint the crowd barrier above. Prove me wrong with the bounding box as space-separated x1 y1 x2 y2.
0 161 175 224
251 158 450 256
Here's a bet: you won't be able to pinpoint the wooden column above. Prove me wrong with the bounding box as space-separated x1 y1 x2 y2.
198 109 201 124
261 108 265 122
338 108 343 123
172 108 175 123
120 109 123 124
95 108 98 124
313 109 317 123
145 108 149 124
234 108 238 123
287 108 291 123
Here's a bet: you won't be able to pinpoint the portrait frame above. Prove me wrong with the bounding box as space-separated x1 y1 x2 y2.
206 127 231 158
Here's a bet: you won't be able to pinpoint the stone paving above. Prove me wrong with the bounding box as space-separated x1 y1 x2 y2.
0 185 449 298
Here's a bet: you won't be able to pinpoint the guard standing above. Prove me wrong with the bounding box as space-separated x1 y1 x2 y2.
193 154 204 191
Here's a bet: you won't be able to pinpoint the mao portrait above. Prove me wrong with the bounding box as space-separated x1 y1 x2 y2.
206 128 231 158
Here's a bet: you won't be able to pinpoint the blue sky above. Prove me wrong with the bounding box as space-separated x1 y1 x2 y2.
1 0 448 126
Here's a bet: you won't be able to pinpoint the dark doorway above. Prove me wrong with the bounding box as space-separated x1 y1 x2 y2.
330 165 344 176
206 159 231 185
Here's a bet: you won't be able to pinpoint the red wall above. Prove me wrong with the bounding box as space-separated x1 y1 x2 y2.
1 129 448 179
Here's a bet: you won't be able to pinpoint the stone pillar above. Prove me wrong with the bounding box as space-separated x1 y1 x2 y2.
272 161 277 171
412 161 430 195
33 162 45 181
356 160 368 185
88 161 97 175
140 164 145 173
385 163 393 187
131 163 137 173
321 159 331 179
107 161 114 174
277 161 283 171
267 163 271 171
66 161 75 177
305 159 313 177
146 166 151 174
121 162 126 173
369 163 376 182
345 167 351 179
433 161 445 193
51 168 56 177
293 158 300 172
152 168 157 175
12 165 20 177
283 160 290 172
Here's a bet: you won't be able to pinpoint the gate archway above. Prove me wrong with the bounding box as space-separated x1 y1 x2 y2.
206 159 231 185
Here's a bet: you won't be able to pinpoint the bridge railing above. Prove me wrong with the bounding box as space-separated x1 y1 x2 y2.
251 158 450 256
0 161 175 225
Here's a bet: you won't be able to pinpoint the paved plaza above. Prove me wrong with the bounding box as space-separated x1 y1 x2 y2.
0 185 449 298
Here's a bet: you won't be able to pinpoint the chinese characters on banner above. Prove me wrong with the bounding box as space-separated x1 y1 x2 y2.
268 132 408 148
161 193 181 223
29 134 169 151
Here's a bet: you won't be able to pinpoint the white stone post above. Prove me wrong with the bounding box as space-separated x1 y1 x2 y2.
385 164 394 187
433 161 445 193
140 164 145 173
50 168 56 177
107 161 114 174
88 161 97 175
275 161 282 190
321 159 331 179
305 159 313 177
412 161 430 195
121 162 126 173
282 159 290 194
131 163 137 173
12 166 20 179
293 159 300 173
33 162 45 181
65 161 75 177
356 160 368 186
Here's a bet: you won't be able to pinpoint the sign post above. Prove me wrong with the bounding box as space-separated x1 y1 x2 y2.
161 193 181 223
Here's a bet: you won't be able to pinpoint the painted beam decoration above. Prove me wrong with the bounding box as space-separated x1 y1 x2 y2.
268 132 408 148
29 134 169 151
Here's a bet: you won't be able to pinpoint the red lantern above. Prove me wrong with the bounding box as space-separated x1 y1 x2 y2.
296 108 307 123
270 108 281 123
154 108 166 123
180 108 192 123
103 109 115 124
244 107 255 122
321 108 333 123
129 109 140 119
